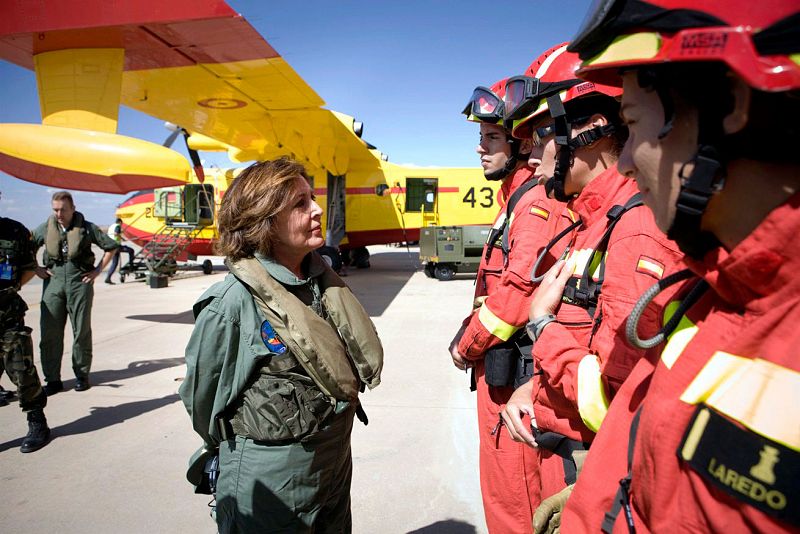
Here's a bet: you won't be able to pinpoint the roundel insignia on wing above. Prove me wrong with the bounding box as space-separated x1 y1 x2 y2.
260 320 287 354
198 98 247 109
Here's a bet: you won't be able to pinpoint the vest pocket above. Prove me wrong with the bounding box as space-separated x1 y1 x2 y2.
231 372 335 443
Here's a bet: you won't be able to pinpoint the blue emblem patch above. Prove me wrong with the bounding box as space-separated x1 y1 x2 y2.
260 320 287 354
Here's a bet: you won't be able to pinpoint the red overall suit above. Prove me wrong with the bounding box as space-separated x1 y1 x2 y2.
564 192 800 533
531 166 684 500
456 166 569 533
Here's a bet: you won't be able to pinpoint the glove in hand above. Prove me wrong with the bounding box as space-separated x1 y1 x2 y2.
533 484 573 534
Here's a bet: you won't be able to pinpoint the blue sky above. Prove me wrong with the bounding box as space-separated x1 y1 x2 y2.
0 0 592 228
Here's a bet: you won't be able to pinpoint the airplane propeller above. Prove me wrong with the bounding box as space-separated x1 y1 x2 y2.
163 122 205 182
162 127 182 150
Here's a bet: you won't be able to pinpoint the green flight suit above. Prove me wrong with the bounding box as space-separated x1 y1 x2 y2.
32 213 118 382
180 254 356 533
0 217 46 411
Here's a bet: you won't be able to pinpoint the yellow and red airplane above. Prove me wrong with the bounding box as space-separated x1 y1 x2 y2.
0 0 499 265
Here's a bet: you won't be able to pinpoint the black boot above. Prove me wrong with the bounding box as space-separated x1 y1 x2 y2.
20 408 51 453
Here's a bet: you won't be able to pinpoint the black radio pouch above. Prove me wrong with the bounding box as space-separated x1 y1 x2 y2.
484 341 517 387
484 332 534 388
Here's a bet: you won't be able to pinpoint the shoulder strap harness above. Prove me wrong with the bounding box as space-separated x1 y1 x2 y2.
562 193 644 318
483 179 538 266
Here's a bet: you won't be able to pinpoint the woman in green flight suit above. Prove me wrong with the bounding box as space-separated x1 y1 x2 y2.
180 157 383 533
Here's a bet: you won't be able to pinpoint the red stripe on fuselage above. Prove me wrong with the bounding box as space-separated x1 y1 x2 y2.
343 228 421 248
122 224 215 256
119 192 155 208
272 187 462 197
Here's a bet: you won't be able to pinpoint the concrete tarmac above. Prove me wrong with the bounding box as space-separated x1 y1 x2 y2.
0 246 487 533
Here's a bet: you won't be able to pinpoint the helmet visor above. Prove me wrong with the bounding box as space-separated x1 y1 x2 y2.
569 0 727 60
463 86 504 123
569 0 624 59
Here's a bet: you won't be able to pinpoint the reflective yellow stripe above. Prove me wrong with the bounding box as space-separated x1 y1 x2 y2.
679 407 711 461
680 351 749 405
584 33 662 67
680 352 800 452
566 248 605 283
660 300 699 369
790 53 800 66
477 303 519 342
577 354 609 432
566 208 579 223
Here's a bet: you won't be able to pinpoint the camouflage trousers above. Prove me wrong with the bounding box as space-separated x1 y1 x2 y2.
0 290 46 411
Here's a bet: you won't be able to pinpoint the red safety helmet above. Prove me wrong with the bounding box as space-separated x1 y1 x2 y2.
462 78 531 180
508 44 622 140
463 79 508 125
504 43 624 201
569 0 800 92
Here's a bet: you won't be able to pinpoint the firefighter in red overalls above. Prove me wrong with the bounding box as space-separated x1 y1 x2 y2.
558 1 800 532
449 79 570 533
496 43 685 532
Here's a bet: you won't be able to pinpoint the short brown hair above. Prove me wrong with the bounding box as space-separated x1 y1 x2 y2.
215 157 310 260
51 191 74 206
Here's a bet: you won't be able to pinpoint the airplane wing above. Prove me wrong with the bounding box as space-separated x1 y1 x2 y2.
0 0 379 193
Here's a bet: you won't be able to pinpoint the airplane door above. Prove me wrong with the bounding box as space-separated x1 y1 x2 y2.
184 184 215 227
326 173 346 247
405 177 438 221
404 178 438 212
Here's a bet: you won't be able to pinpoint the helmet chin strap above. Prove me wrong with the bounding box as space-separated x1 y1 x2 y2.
484 134 531 182
667 144 724 258
484 153 518 181
544 94 617 203
641 70 724 259
547 94 576 201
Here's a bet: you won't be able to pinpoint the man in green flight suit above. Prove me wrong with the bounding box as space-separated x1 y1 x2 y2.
32 191 118 394
0 194 51 453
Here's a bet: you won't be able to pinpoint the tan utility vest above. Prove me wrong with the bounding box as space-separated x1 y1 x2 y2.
227 256 383 402
45 212 87 263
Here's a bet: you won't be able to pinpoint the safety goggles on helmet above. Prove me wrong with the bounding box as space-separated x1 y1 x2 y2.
503 76 539 122
568 0 800 92
504 76 583 123
462 86 505 124
508 44 622 139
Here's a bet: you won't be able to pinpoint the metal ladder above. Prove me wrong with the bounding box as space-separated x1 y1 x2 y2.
122 224 203 279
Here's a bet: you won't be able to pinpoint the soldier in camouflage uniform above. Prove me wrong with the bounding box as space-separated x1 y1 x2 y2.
32 191 118 394
0 208 51 453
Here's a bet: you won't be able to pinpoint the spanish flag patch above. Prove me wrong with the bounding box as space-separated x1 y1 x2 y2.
636 256 665 279
530 206 550 221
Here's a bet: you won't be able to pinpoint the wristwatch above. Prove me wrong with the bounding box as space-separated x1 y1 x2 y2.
526 314 558 342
